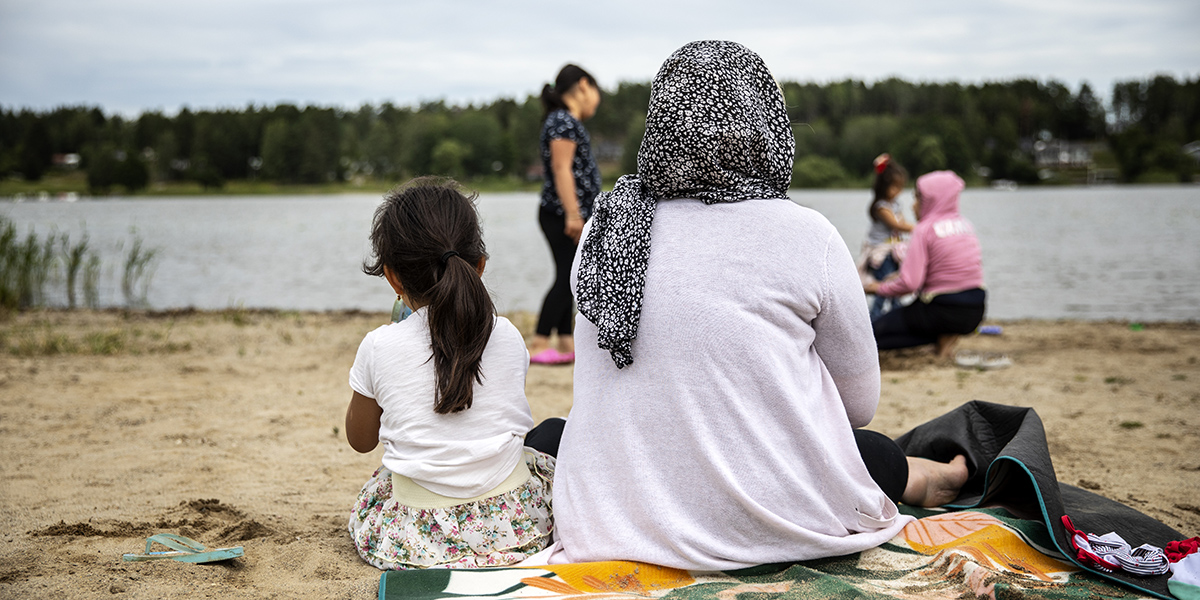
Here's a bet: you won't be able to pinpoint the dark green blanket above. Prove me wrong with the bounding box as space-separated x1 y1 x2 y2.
897 400 1182 599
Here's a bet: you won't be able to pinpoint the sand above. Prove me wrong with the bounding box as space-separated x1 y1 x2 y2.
0 309 1196 598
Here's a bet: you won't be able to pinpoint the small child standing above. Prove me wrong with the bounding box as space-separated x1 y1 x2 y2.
862 154 913 320
345 178 554 570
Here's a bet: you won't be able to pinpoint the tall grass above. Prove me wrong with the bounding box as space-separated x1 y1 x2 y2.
0 216 19 310
0 214 156 313
0 216 56 312
121 232 156 308
61 233 90 309
83 254 101 309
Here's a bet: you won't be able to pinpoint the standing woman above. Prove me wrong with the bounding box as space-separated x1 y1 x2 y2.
530 64 601 364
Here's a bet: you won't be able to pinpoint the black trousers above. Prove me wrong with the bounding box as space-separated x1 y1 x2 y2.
853 429 908 503
536 208 576 337
524 418 908 504
524 417 566 458
874 288 986 350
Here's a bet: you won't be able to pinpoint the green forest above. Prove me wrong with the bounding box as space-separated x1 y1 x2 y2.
1 74 1197 195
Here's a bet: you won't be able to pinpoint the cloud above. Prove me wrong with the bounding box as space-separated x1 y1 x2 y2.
1 0 1196 114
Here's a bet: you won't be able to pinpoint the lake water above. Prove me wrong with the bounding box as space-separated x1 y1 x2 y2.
3 185 1199 321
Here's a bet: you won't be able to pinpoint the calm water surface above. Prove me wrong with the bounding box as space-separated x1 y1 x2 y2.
4 186 1198 321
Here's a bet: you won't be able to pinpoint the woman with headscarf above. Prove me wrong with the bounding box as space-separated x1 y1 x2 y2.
866 170 986 358
551 41 967 570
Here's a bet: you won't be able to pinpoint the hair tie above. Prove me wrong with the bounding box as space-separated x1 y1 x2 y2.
874 153 891 174
439 250 459 266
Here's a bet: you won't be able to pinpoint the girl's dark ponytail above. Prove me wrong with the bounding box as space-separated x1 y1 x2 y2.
541 64 597 118
363 177 495 414
425 248 494 414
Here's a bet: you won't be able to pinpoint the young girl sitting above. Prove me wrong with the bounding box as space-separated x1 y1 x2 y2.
344 178 554 570
862 153 913 320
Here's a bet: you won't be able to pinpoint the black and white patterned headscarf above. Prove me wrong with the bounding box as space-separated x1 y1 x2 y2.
576 40 795 368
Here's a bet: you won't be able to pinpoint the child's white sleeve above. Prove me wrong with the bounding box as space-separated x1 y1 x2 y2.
348 330 376 398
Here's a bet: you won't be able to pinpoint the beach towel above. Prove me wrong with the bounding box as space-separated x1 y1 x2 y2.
379 506 1158 599
379 401 1184 600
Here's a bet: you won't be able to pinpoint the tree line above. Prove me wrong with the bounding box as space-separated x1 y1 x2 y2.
1 74 1196 193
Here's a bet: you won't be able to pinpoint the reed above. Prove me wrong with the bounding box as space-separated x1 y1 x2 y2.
121 232 157 308
0 216 16 311
61 233 90 309
83 254 101 309
0 216 57 313
0 215 156 313
20 232 57 308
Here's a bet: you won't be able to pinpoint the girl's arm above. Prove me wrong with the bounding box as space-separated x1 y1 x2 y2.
345 391 382 453
549 138 585 244
873 205 913 233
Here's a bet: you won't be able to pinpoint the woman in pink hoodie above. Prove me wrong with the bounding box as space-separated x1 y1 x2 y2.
865 170 985 357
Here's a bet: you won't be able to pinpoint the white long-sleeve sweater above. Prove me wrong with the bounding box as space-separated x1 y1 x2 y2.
553 197 913 570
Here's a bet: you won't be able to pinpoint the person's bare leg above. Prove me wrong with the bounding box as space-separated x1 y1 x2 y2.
529 334 551 355
903 455 969 507
936 335 959 359
557 334 574 354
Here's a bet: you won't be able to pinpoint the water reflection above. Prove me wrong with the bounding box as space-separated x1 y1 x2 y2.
3 185 1198 321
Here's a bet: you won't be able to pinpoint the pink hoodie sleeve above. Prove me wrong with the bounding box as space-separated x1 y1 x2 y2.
877 224 928 297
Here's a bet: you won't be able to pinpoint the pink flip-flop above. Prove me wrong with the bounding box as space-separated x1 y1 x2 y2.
530 348 574 365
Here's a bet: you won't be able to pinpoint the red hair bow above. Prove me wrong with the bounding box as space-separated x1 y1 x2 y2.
874 153 890 174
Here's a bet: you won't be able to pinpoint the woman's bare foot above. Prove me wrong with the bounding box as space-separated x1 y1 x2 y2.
936 335 960 359
529 334 551 355
902 455 969 507
557 334 574 354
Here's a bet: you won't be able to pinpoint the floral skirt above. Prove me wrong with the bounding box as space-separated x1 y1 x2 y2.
348 450 555 570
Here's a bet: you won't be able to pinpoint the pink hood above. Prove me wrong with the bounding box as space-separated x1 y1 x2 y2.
915 170 965 221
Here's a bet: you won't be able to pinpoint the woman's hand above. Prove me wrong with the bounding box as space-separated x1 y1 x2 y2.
564 214 584 244
875 206 914 234
864 281 881 295
550 138 585 244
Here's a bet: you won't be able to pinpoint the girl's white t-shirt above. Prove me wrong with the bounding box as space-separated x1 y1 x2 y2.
349 309 533 498
865 198 902 247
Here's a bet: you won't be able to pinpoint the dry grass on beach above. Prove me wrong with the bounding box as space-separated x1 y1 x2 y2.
0 309 1197 598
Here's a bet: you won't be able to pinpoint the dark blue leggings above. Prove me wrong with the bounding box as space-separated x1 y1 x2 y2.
874 289 986 350
524 417 566 458
853 429 908 503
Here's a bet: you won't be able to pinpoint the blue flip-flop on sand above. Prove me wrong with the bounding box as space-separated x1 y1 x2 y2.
122 533 243 563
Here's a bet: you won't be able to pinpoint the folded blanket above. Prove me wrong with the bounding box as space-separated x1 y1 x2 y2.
896 400 1183 599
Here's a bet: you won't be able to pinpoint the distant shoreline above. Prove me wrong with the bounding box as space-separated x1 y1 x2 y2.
0 173 542 199
2 175 1195 201
6 306 1198 326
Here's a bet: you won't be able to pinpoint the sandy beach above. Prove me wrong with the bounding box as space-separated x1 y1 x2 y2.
0 309 1196 598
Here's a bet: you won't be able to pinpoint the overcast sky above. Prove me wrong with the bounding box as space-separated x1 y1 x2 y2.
1 0 1197 116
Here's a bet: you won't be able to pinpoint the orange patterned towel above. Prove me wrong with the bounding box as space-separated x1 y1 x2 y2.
380 507 1159 599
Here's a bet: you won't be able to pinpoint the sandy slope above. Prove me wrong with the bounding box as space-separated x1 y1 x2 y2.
0 310 1196 598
